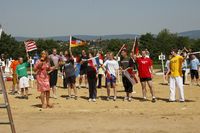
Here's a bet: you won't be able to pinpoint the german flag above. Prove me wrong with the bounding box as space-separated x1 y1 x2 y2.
70 36 87 48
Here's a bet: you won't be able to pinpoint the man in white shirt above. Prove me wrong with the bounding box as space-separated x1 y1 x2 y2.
103 52 119 101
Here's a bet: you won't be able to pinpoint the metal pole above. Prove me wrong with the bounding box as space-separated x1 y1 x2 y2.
0 67 16 133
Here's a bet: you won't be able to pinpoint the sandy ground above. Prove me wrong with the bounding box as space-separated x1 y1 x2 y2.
1 73 200 133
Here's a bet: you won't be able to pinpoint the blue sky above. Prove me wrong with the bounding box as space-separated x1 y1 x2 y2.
0 0 200 37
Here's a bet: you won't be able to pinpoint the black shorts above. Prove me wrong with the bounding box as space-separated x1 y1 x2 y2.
190 70 199 79
66 75 76 85
122 76 133 93
49 70 58 87
140 77 152 82
80 69 87 75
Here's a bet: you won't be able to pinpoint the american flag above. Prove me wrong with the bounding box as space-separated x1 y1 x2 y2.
123 67 138 85
24 40 37 52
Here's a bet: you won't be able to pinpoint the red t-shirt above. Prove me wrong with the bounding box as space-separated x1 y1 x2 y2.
136 57 153 78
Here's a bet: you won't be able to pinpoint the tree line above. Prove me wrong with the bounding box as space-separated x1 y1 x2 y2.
0 29 200 63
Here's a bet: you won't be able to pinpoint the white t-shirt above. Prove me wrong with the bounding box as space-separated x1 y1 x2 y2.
103 59 119 76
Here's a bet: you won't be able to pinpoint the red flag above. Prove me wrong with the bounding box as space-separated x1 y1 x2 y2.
123 67 138 85
132 37 139 55
24 40 37 52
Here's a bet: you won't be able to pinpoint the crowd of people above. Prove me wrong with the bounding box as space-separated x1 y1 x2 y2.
2 47 200 109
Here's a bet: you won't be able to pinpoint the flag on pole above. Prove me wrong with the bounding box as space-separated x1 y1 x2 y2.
132 37 139 55
0 25 3 39
70 36 86 48
24 40 37 52
123 67 138 85
87 56 101 70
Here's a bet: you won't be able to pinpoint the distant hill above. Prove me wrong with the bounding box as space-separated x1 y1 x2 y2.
14 30 200 41
178 30 200 39
15 34 138 42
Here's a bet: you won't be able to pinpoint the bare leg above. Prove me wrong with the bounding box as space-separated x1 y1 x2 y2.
21 88 24 97
68 84 71 98
25 87 28 96
46 91 53 108
79 75 83 87
107 83 111 98
147 80 155 97
40 92 46 108
84 75 88 88
113 83 117 99
52 86 57 98
141 82 147 98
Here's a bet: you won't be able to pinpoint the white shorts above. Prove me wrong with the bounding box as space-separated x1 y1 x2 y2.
19 76 29 89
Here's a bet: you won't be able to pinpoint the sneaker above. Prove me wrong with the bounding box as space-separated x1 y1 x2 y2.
74 96 78 100
107 97 110 101
66 96 71 100
92 99 96 102
124 97 128 101
128 97 132 102
53 95 57 99
88 98 92 102
132 91 136 94
152 97 156 103
113 96 117 101
24 96 28 100
179 100 185 103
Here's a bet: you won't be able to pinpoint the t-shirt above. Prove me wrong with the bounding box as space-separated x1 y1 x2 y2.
80 55 88 70
136 57 153 78
170 55 183 77
87 66 97 79
16 62 29 78
64 57 75 77
49 54 60 67
103 59 119 77
190 58 200 70
120 57 130 70
10 60 20 73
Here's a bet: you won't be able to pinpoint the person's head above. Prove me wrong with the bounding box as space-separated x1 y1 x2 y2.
168 55 172 60
52 48 57 55
88 52 94 58
109 52 114 60
59 51 63 56
191 54 196 60
171 49 178 57
141 50 147 57
121 49 128 57
64 50 69 56
40 51 48 62
82 50 86 56
18 57 23 64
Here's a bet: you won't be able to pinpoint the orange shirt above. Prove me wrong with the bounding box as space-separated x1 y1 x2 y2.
10 60 20 73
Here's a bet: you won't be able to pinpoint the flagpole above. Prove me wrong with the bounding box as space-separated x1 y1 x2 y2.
69 35 72 55
24 42 34 88
116 44 126 58
132 36 137 53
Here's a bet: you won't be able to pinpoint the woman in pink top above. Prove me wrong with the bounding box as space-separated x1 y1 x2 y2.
34 51 54 109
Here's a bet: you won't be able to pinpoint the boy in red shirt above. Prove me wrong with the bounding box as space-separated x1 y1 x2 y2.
10 58 20 95
135 50 156 102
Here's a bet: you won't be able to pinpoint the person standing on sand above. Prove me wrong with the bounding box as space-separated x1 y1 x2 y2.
34 51 54 108
10 57 20 95
135 50 156 102
63 51 77 100
79 50 89 89
120 50 136 102
16 56 31 99
49 48 60 99
87 52 98 102
166 49 185 102
103 52 119 101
